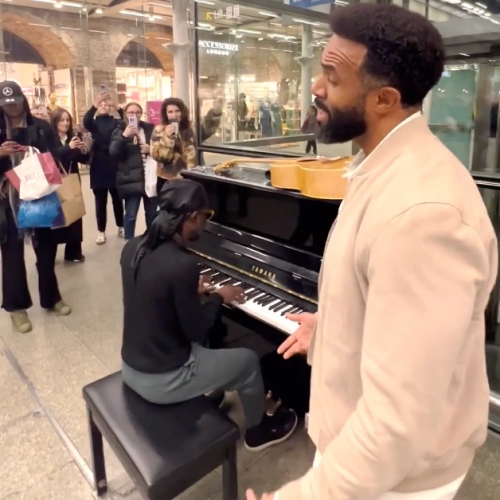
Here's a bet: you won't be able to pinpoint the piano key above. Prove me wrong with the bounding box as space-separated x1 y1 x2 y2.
279 305 295 316
199 267 302 335
232 298 300 336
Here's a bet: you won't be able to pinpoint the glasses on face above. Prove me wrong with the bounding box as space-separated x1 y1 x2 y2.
201 209 214 221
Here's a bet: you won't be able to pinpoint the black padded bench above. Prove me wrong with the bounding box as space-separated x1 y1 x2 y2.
83 372 240 499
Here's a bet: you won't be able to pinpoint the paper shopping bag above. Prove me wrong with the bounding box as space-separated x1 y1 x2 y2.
6 149 62 200
52 173 86 228
145 156 158 198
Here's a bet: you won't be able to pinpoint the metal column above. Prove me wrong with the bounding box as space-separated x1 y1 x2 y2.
296 25 314 124
168 0 191 105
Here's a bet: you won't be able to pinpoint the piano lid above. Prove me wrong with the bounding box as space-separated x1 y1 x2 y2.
184 164 341 204
183 163 341 274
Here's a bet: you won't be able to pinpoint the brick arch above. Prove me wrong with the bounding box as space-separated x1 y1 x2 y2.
130 31 174 75
0 12 75 69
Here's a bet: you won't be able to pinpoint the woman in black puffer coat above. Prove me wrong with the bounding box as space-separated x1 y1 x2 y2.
109 102 157 241
83 92 124 245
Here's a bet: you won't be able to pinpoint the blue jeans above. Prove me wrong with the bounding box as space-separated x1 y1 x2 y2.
123 194 158 240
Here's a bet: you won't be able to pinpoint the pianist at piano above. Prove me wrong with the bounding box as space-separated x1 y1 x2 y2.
119 178 298 453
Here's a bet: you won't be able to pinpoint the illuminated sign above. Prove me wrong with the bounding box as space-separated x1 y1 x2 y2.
198 40 239 56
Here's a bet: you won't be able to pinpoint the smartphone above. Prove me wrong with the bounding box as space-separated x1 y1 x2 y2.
100 84 107 92
12 127 29 146
75 132 83 140
128 115 138 128
170 119 179 135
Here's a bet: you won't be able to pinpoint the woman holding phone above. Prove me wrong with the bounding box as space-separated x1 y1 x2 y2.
150 97 197 194
83 91 124 245
109 102 157 240
51 108 89 262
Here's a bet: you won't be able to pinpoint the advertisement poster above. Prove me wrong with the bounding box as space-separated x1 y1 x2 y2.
146 100 163 125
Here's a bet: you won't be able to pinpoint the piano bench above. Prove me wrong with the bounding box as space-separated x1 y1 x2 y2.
82 371 240 500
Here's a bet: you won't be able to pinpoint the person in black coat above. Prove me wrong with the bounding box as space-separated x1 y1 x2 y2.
109 102 157 240
0 81 72 333
51 108 90 263
83 92 124 245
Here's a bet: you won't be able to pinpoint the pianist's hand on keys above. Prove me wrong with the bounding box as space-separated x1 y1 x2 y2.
214 285 246 305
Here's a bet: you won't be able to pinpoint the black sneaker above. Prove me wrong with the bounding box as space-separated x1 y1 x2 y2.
244 407 298 452
205 390 226 408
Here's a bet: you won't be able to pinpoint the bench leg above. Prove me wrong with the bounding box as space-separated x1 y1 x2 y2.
222 445 238 500
87 408 108 497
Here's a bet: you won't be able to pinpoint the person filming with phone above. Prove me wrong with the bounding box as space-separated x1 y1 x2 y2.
110 102 157 240
0 81 72 334
83 88 124 245
150 97 197 194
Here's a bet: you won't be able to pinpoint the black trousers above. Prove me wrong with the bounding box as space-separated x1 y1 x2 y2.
1 209 61 312
64 242 83 261
305 140 317 155
93 188 124 233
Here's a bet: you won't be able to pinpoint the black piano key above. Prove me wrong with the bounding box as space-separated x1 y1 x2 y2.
275 302 292 313
254 294 271 305
262 296 278 306
280 305 295 316
216 278 232 286
287 307 300 314
247 290 264 299
239 283 254 291
200 268 212 274
271 301 288 312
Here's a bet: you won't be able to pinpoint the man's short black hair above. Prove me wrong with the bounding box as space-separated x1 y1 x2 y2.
330 4 445 107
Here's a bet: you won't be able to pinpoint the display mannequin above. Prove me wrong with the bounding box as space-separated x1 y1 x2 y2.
47 93 59 113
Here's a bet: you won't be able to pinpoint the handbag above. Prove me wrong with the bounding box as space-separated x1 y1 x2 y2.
17 191 64 229
52 164 86 228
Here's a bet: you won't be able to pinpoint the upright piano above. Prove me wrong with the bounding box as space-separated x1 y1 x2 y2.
183 163 341 345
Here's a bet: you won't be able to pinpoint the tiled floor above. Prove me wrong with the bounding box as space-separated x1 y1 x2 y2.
0 175 499 499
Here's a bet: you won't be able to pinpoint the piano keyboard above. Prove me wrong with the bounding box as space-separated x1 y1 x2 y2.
200 265 301 336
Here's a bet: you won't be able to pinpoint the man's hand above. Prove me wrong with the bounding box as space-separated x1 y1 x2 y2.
277 312 316 359
198 275 215 294
215 285 246 305
0 141 19 157
246 489 275 500
140 143 150 154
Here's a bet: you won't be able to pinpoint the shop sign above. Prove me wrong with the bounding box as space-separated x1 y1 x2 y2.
209 4 240 20
198 40 239 56
146 100 163 126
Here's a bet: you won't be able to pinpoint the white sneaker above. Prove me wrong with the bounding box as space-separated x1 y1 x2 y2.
118 227 125 238
96 232 106 245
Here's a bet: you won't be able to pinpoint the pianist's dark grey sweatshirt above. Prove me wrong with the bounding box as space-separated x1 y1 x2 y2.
120 237 223 373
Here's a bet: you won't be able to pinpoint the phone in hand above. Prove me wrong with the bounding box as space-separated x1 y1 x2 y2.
170 119 179 135
75 132 83 140
128 115 138 128
12 127 29 146
100 84 107 93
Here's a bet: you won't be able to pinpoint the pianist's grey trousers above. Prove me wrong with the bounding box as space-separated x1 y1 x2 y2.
121 343 266 429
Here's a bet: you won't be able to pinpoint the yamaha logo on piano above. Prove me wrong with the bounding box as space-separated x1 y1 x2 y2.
251 265 276 281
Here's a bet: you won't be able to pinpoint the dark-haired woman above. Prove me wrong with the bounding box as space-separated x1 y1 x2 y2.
83 92 124 245
150 97 196 194
52 108 89 263
109 102 157 240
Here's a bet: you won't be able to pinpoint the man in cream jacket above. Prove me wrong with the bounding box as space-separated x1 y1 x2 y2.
247 4 498 500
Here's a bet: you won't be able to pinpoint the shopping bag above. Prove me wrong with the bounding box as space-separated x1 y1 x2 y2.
6 148 62 201
17 192 64 229
145 156 158 198
52 170 86 228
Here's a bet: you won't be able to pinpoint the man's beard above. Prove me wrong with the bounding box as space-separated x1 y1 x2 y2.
315 97 367 144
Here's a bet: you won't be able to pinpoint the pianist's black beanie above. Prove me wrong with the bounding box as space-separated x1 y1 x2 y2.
131 179 209 278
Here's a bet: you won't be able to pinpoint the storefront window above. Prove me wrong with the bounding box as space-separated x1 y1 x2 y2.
195 0 352 159
0 0 175 124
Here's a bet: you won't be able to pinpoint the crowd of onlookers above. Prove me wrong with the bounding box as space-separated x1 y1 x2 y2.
0 81 222 333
